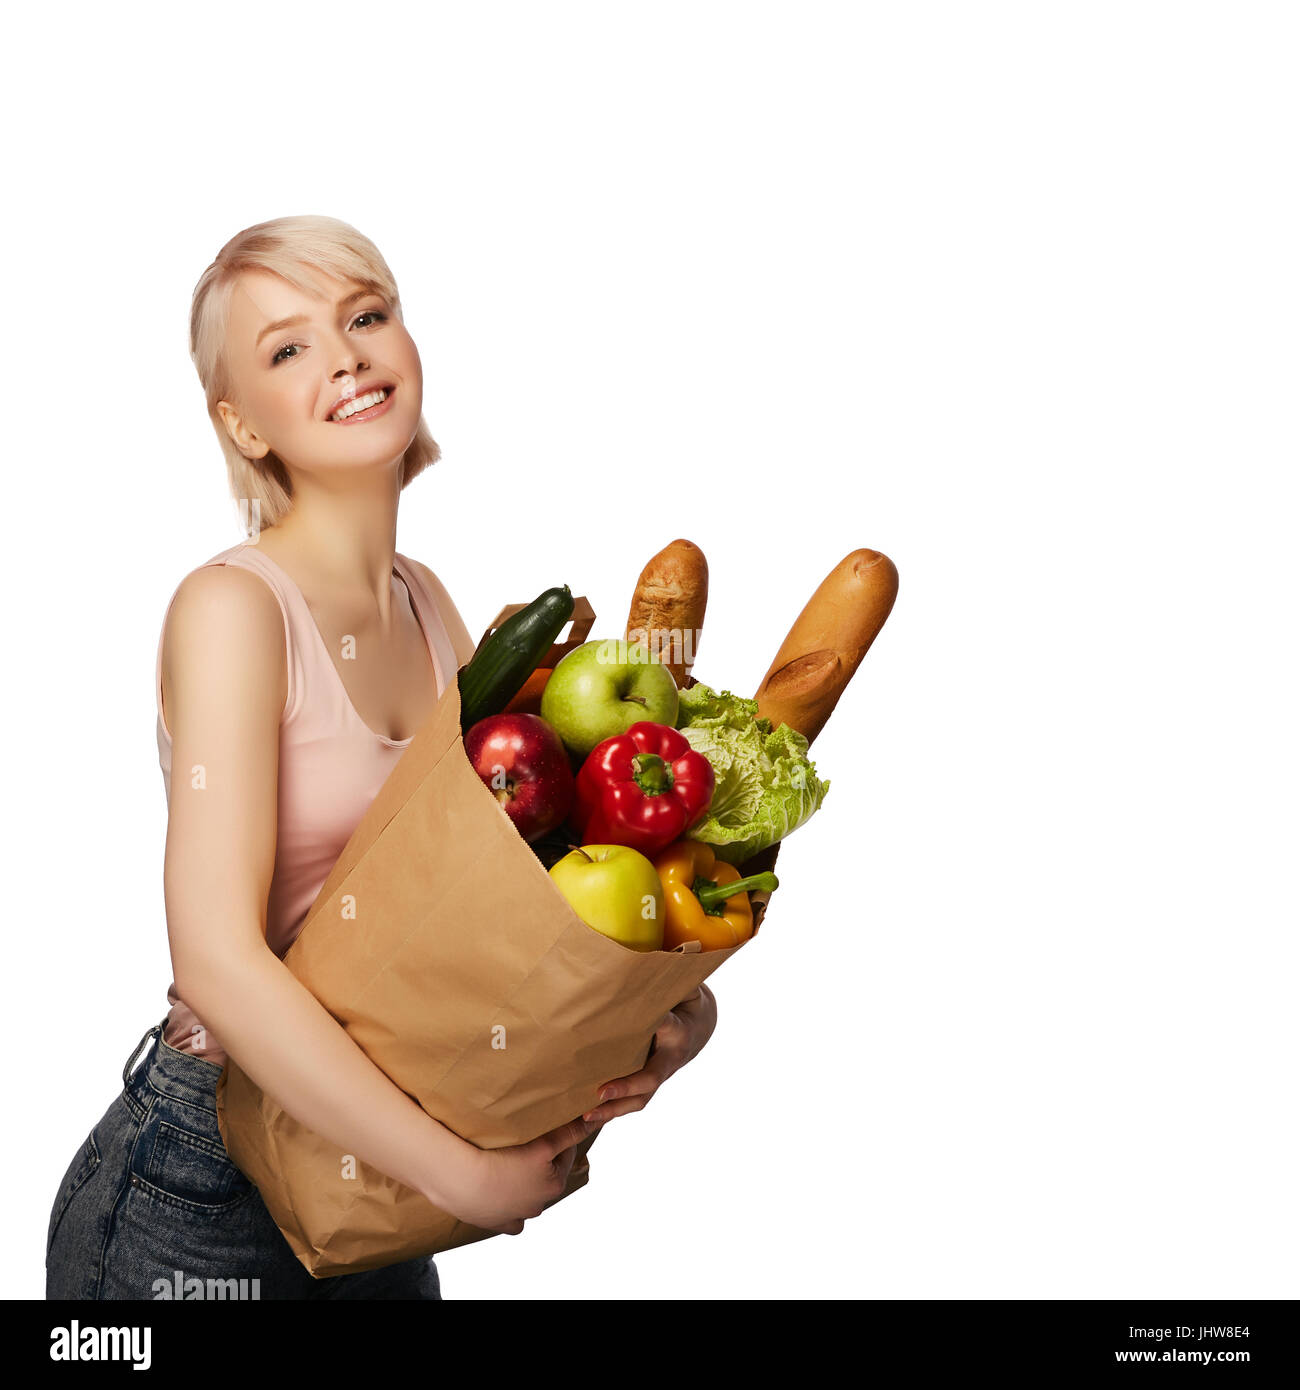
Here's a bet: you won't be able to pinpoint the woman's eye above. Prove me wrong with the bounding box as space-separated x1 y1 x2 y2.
269 310 387 366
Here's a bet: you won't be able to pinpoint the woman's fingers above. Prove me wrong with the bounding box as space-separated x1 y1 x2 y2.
551 1144 577 1185
536 1114 601 1159
583 1070 663 1122
583 1093 651 1124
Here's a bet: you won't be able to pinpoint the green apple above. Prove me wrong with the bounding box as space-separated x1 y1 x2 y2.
548 844 665 952
540 638 679 759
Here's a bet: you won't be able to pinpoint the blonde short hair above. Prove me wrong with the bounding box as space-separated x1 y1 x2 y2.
189 214 439 530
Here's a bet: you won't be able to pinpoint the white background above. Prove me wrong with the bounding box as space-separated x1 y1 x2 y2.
5 2 1296 1300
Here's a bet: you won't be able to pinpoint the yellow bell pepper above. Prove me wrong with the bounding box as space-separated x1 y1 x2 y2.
652 840 779 952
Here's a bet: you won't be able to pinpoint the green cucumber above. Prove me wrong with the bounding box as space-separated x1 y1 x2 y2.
458 585 575 731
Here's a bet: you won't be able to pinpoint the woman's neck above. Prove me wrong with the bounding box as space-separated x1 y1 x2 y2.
252 473 405 611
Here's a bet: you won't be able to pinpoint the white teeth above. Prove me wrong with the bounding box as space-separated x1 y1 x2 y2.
331 388 388 422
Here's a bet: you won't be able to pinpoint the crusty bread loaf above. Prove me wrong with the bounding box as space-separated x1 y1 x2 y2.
624 539 709 688
754 549 898 744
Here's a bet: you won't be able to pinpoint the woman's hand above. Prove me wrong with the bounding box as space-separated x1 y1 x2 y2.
447 1115 602 1235
582 983 718 1124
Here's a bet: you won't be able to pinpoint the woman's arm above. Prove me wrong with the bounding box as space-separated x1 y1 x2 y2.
160 566 487 1216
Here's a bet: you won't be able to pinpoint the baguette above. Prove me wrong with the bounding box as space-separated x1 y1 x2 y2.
754 549 898 745
624 538 709 688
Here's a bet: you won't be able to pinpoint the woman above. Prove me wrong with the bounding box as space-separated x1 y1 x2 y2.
45 215 717 1300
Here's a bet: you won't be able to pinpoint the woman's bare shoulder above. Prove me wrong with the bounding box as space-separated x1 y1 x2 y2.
161 563 287 735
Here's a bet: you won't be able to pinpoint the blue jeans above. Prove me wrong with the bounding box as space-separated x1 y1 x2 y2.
45 1017 442 1300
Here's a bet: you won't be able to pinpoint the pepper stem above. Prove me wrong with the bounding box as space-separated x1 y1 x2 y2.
631 753 673 796
695 872 779 911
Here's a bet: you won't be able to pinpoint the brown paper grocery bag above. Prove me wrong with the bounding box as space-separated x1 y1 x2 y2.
215 598 776 1277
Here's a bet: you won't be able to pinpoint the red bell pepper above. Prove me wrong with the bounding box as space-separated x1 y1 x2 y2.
573 721 715 857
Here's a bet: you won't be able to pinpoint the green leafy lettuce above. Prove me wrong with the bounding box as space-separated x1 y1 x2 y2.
674 682 830 865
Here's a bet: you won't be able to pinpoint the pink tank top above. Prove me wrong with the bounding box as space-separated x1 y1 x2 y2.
156 542 460 1069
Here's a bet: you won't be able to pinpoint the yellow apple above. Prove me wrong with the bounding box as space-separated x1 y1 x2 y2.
548 844 665 952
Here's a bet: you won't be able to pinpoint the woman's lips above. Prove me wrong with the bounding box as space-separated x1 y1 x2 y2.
331 387 396 424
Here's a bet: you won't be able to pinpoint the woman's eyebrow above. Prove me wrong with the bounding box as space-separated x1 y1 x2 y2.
255 288 377 346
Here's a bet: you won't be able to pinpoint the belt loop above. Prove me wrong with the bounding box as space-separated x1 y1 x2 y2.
122 1019 164 1089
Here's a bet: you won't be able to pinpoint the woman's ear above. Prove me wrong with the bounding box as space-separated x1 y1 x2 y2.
218 400 269 460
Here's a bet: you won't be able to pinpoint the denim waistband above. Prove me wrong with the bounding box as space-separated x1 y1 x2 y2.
122 1016 225 1113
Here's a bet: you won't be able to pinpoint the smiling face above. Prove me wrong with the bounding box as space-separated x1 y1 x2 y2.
217 265 423 477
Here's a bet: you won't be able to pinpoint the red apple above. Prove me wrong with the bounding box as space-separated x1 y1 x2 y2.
464 713 575 843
